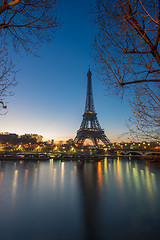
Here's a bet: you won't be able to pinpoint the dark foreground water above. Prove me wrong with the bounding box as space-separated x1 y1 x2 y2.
0 158 160 240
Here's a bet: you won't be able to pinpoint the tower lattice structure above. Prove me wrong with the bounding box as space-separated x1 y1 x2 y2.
74 69 111 146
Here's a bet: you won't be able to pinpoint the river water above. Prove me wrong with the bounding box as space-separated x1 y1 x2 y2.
0 158 160 240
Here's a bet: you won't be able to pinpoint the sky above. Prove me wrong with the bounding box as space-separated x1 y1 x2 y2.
0 0 132 143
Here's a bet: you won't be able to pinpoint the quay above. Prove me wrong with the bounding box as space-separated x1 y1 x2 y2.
0 151 160 162
0 153 50 161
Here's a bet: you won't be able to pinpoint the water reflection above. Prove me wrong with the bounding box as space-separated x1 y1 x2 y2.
12 169 18 204
116 158 123 190
0 159 159 203
61 162 65 190
33 168 38 189
77 162 99 240
0 171 3 188
52 168 56 190
0 159 160 240
99 158 158 201
24 169 28 188
75 159 160 240
97 161 103 193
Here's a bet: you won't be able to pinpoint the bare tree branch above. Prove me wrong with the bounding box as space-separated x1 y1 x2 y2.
94 0 160 140
120 79 160 86
0 0 60 110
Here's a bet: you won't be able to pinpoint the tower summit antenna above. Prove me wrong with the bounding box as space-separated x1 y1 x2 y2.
74 69 111 146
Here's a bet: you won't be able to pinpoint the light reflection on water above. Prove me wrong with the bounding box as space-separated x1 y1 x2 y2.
0 158 160 240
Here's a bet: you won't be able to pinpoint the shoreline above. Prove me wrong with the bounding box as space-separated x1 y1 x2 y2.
0 152 160 165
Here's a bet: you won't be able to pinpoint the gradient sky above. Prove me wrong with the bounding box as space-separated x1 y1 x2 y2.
0 0 132 143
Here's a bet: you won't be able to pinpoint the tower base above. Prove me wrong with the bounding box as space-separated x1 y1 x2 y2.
74 128 110 146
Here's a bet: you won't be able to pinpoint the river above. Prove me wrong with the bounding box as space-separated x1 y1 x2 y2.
0 158 160 240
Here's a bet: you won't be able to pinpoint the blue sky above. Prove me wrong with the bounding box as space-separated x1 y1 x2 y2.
0 0 132 142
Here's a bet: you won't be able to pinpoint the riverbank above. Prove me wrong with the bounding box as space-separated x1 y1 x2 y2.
0 152 160 164
0 153 50 161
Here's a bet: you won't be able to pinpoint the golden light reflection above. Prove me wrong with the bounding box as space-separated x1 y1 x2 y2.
126 163 158 202
12 169 18 203
104 158 108 185
33 168 38 189
74 165 77 176
151 173 157 193
140 169 145 187
113 159 116 174
61 162 64 189
116 158 123 190
0 172 4 188
132 163 141 193
49 159 54 181
97 161 103 193
70 170 74 188
50 159 53 167
24 169 28 188
108 163 111 171
145 165 153 197
126 161 131 190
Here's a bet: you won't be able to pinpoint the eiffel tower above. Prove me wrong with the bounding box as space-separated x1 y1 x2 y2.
74 69 111 146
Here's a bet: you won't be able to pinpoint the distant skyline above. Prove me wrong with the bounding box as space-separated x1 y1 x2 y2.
0 0 132 143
